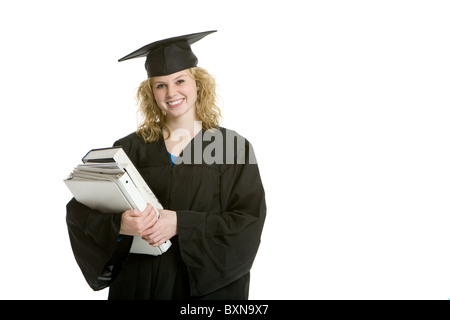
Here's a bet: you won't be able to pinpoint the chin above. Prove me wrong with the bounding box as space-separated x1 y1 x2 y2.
169 105 195 118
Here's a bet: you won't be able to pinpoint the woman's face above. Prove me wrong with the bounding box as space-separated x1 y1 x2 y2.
152 70 198 121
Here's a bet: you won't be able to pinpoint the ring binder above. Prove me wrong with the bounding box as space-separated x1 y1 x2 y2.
64 147 171 255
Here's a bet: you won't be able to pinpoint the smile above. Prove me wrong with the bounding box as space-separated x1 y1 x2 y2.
167 98 184 107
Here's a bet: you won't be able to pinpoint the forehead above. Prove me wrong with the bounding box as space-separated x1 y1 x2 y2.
152 70 191 84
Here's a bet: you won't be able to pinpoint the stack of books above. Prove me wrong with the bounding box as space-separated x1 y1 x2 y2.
64 147 171 255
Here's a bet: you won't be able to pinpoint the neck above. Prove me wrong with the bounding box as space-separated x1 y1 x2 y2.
164 113 202 139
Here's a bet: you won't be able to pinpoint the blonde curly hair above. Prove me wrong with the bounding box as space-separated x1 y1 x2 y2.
136 67 222 143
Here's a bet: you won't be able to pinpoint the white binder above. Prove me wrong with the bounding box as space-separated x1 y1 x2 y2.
64 147 171 255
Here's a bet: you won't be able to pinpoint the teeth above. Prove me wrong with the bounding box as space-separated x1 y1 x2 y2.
168 99 183 106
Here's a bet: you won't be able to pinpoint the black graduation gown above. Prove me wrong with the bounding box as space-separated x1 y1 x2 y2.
66 127 266 299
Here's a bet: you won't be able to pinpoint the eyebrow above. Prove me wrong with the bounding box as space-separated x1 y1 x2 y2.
153 74 187 85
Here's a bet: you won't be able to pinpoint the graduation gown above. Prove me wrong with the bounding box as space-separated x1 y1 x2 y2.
66 127 266 299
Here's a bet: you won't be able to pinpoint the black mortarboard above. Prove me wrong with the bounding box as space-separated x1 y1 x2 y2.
118 30 217 78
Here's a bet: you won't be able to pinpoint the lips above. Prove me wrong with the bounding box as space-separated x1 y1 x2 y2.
167 98 184 108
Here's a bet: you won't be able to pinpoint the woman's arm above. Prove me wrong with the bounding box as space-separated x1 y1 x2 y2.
66 198 128 290
176 158 266 296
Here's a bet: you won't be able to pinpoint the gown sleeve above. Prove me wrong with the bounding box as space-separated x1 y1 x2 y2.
65 140 133 290
66 198 132 291
176 139 266 296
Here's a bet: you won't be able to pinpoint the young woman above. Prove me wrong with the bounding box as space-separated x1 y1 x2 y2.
66 30 266 299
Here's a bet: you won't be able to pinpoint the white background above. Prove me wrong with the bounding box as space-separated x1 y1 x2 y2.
0 0 449 300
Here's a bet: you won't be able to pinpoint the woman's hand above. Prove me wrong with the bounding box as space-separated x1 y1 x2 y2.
141 209 177 247
119 204 158 236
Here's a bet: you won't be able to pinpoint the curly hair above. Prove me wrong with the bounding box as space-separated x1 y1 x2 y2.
135 67 222 143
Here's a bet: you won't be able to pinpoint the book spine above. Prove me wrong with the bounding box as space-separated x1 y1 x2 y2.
114 150 163 210
115 173 147 212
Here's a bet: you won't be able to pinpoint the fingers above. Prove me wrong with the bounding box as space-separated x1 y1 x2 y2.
141 227 167 247
151 238 167 247
120 204 158 236
140 220 159 237
138 205 158 235
124 204 156 218
140 216 163 244
139 209 177 247
123 208 142 217
141 203 153 216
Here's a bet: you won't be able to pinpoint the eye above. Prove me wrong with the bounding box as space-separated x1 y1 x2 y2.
176 79 185 84
155 83 166 89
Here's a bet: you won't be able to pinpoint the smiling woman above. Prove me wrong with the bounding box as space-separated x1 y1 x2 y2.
65 30 266 300
154 72 198 115
137 67 222 144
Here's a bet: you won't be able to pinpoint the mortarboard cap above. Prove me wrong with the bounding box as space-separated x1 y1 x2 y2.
118 30 217 78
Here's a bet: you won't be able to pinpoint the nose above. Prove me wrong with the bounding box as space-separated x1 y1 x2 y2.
166 85 177 98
